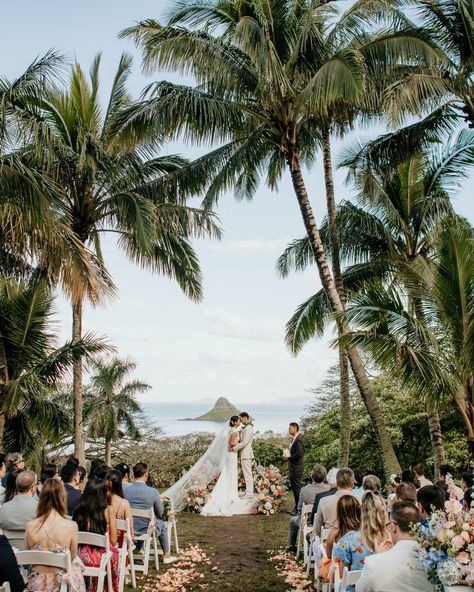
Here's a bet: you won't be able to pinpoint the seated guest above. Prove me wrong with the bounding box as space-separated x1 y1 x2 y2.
287 464 329 552
0 454 7 499
25 479 85 592
353 470 365 498
439 464 463 500
334 491 389 575
38 463 60 493
73 478 119 591
125 462 177 564
1 452 25 487
77 466 87 492
461 470 474 493
411 462 432 488
114 462 131 485
65 456 80 469
356 502 435 592
401 469 420 489
0 470 38 549
313 468 357 536
310 467 339 526
0 535 27 592
325 495 361 560
60 463 82 515
393 482 417 506
105 469 134 542
95 464 112 480
0 469 23 504
416 485 445 520
88 459 104 480
362 475 382 494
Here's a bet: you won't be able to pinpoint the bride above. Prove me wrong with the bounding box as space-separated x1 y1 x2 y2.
164 415 256 517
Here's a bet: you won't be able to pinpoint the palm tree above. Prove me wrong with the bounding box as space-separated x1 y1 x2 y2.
279 129 474 472
12 54 220 462
0 277 105 449
85 357 149 465
340 217 474 460
118 0 448 477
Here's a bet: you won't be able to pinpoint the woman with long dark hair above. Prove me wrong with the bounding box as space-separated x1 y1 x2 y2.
25 479 85 592
105 470 134 542
73 479 119 592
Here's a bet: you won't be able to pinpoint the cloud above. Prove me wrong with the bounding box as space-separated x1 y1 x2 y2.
204 308 282 342
207 239 286 255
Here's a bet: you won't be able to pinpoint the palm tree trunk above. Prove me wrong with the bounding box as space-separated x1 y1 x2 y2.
105 438 112 466
427 409 445 480
72 298 86 464
285 147 401 480
0 413 5 449
322 127 351 466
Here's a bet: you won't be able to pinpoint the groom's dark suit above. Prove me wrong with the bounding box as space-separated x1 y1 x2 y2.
288 434 305 511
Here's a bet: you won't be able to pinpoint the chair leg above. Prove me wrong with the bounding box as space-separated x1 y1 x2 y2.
143 537 151 576
152 532 159 571
118 549 126 592
128 545 137 588
173 522 180 554
107 560 113 592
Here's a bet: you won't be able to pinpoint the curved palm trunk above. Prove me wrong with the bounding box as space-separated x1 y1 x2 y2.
0 412 5 449
322 128 351 466
286 148 401 480
105 438 112 466
72 298 86 464
427 409 445 480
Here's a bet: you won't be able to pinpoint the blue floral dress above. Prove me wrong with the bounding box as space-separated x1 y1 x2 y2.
333 530 372 590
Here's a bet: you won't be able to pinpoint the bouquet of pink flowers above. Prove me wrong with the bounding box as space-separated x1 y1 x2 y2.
184 475 219 513
415 476 474 590
239 464 286 515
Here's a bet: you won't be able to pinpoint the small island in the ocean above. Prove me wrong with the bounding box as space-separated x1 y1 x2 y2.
181 397 241 422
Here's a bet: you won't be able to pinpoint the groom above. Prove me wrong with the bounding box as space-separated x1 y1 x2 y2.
233 411 254 497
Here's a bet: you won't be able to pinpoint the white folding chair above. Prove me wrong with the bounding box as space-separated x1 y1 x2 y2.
116 518 136 591
307 525 332 576
338 567 362 591
15 549 71 592
164 498 180 554
130 508 159 576
0 582 11 592
1 529 25 547
296 503 313 560
321 561 341 592
77 532 112 592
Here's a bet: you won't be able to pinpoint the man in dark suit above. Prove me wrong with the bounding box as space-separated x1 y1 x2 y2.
60 463 82 516
284 422 305 515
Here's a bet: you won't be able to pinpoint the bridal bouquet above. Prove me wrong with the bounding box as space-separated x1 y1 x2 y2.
415 477 474 590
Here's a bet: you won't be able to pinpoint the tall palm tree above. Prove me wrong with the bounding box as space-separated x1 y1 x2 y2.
85 357 149 465
118 0 447 477
0 277 105 448
12 54 220 462
279 129 474 471
340 217 474 460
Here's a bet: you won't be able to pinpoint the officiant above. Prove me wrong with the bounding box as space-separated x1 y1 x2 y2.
284 422 305 515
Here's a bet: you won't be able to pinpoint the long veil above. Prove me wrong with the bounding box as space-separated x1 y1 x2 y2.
163 424 231 511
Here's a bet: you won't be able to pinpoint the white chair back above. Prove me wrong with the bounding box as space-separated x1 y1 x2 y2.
2 529 25 541
116 518 136 591
339 567 362 591
130 507 159 576
15 550 71 592
0 582 11 592
77 532 112 592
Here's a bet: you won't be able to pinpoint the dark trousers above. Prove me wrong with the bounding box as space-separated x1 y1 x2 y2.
288 464 304 509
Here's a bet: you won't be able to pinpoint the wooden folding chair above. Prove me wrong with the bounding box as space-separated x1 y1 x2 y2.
77 532 112 592
116 518 136 591
130 507 159 576
15 549 71 592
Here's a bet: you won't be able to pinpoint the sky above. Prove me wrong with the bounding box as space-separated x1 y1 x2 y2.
1 1 473 406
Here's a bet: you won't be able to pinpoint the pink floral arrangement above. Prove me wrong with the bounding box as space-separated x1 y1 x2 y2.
415 475 474 589
184 475 219 513
240 464 287 515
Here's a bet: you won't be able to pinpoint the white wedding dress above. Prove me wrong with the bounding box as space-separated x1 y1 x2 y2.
201 427 255 516
164 425 256 517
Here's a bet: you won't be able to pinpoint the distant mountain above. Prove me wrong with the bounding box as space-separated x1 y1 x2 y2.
181 396 240 422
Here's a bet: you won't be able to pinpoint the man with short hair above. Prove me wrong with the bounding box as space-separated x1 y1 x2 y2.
411 462 432 488
0 470 38 550
461 470 474 492
356 502 435 591
284 422 305 514
60 463 82 515
310 467 339 526
287 464 329 552
395 482 417 504
313 468 357 536
125 462 176 564
417 485 446 520
1 452 25 488
233 412 255 498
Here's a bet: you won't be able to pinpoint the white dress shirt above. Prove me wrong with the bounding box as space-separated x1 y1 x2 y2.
355 540 435 592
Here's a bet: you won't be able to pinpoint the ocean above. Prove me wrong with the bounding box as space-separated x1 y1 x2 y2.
143 401 309 437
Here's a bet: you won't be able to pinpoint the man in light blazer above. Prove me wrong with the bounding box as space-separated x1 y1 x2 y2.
356 502 435 592
233 412 254 497
124 462 177 564
0 471 38 550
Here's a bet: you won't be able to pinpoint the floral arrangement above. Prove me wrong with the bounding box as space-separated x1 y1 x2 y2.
183 475 219 513
415 476 474 590
160 495 172 521
240 464 287 515
269 549 313 591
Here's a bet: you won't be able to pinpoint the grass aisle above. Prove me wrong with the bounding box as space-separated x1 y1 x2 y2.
128 499 293 592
